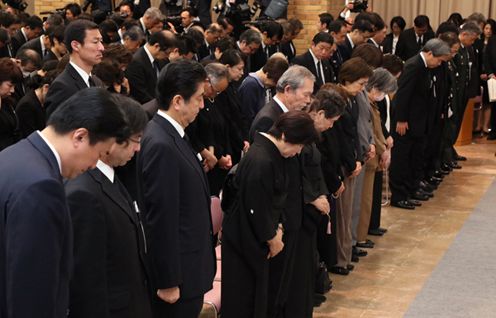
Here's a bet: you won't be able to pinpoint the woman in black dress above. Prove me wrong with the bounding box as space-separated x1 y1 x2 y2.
221 111 318 318
0 58 22 151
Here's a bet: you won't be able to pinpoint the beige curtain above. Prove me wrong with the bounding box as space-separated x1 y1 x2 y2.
370 0 495 30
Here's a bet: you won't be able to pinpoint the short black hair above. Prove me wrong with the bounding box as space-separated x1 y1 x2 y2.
319 13 334 29
370 12 385 31
436 22 459 37
47 87 129 144
180 7 198 17
239 29 262 45
25 15 43 30
45 13 65 28
328 20 346 33
414 15 430 28
390 16 406 30
112 94 148 141
64 3 82 17
149 31 176 51
268 110 318 145
0 12 16 28
0 57 22 83
213 37 235 53
219 49 243 67
0 28 9 44
312 32 333 45
263 55 289 82
47 25 65 46
310 88 346 118
259 20 283 40
99 19 119 43
156 59 207 110
351 43 383 68
16 48 41 69
381 54 404 76
352 19 374 33
176 34 197 55
64 19 99 53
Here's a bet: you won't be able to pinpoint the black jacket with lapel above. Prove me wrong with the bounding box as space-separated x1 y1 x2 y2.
292 50 333 93
126 47 161 104
18 36 43 57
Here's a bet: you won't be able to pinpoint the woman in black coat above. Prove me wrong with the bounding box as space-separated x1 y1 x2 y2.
0 58 22 151
221 111 317 318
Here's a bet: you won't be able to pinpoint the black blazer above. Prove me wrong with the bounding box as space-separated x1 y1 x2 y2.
136 115 215 305
382 33 394 54
395 27 434 62
0 132 72 318
45 63 103 117
126 47 161 104
392 54 434 137
65 168 152 318
249 99 283 143
280 40 297 63
0 97 19 151
197 42 213 61
11 29 27 56
337 36 354 62
18 36 44 57
16 89 45 138
250 44 270 72
292 50 333 93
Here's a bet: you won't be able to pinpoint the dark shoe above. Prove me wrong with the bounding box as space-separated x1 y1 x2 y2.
368 228 384 236
449 161 462 169
377 227 388 233
428 175 443 183
351 253 359 262
392 200 416 209
411 192 429 201
356 239 374 248
487 133 496 140
408 199 422 207
442 163 453 172
330 266 349 275
439 166 451 175
313 293 327 307
346 264 354 271
455 154 467 161
417 188 434 198
419 181 436 192
353 246 368 257
432 171 445 179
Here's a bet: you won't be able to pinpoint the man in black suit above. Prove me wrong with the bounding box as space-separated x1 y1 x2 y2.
389 39 451 210
337 19 374 62
126 30 176 104
279 18 303 63
250 20 283 72
197 23 221 60
328 19 347 81
249 65 314 317
136 60 215 318
17 32 51 59
65 95 152 318
395 15 435 62
44 25 67 62
0 88 128 318
139 7 164 42
293 32 334 93
45 19 105 117
11 15 43 56
236 29 262 81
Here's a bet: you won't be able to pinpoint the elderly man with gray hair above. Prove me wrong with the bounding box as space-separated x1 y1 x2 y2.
248 64 315 317
389 38 451 210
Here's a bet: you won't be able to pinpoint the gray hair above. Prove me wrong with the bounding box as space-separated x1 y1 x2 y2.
276 65 315 93
239 29 262 45
460 21 482 35
366 67 397 94
123 26 144 42
205 62 228 85
466 12 486 26
144 7 165 23
422 38 451 57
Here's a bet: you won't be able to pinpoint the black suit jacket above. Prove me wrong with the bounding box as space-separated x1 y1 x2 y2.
18 36 44 57
292 50 333 93
280 40 296 63
337 36 354 62
395 28 434 62
136 115 215 304
126 47 161 104
11 29 27 56
249 99 283 143
0 132 72 318
16 89 45 138
392 54 434 137
250 44 270 72
45 63 103 117
65 168 152 318
197 42 213 61
382 33 394 54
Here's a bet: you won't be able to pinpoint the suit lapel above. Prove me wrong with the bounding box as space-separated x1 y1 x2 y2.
89 169 138 225
66 63 89 90
27 132 62 181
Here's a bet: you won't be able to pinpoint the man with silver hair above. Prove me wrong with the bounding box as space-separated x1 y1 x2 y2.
389 38 451 210
248 64 315 317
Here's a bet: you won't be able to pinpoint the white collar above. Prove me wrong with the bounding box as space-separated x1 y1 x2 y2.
37 131 62 174
140 18 147 32
369 38 379 48
204 38 210 48
143 45 155 65
273 95 289 113
347 33 355 49
419 52 428 68
21 27 28 41
96 160 115 183
40 35 46 52
309 48 320 64
157 110 185 137
69 60 91 87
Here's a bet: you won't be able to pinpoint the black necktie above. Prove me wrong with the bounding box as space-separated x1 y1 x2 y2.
417 36 422 47
153 61 160 78
316 61 323 84
88 76 96 87
265 45 270 59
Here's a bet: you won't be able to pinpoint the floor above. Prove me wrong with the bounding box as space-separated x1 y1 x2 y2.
313 137 496 318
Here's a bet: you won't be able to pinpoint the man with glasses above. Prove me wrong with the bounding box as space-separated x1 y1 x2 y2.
126 30 176 104
293 32 335 93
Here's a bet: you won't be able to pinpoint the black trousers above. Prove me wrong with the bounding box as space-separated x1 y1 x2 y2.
369 171 383 230
424 119 444 176
390 132 426 203
317 196 337 270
